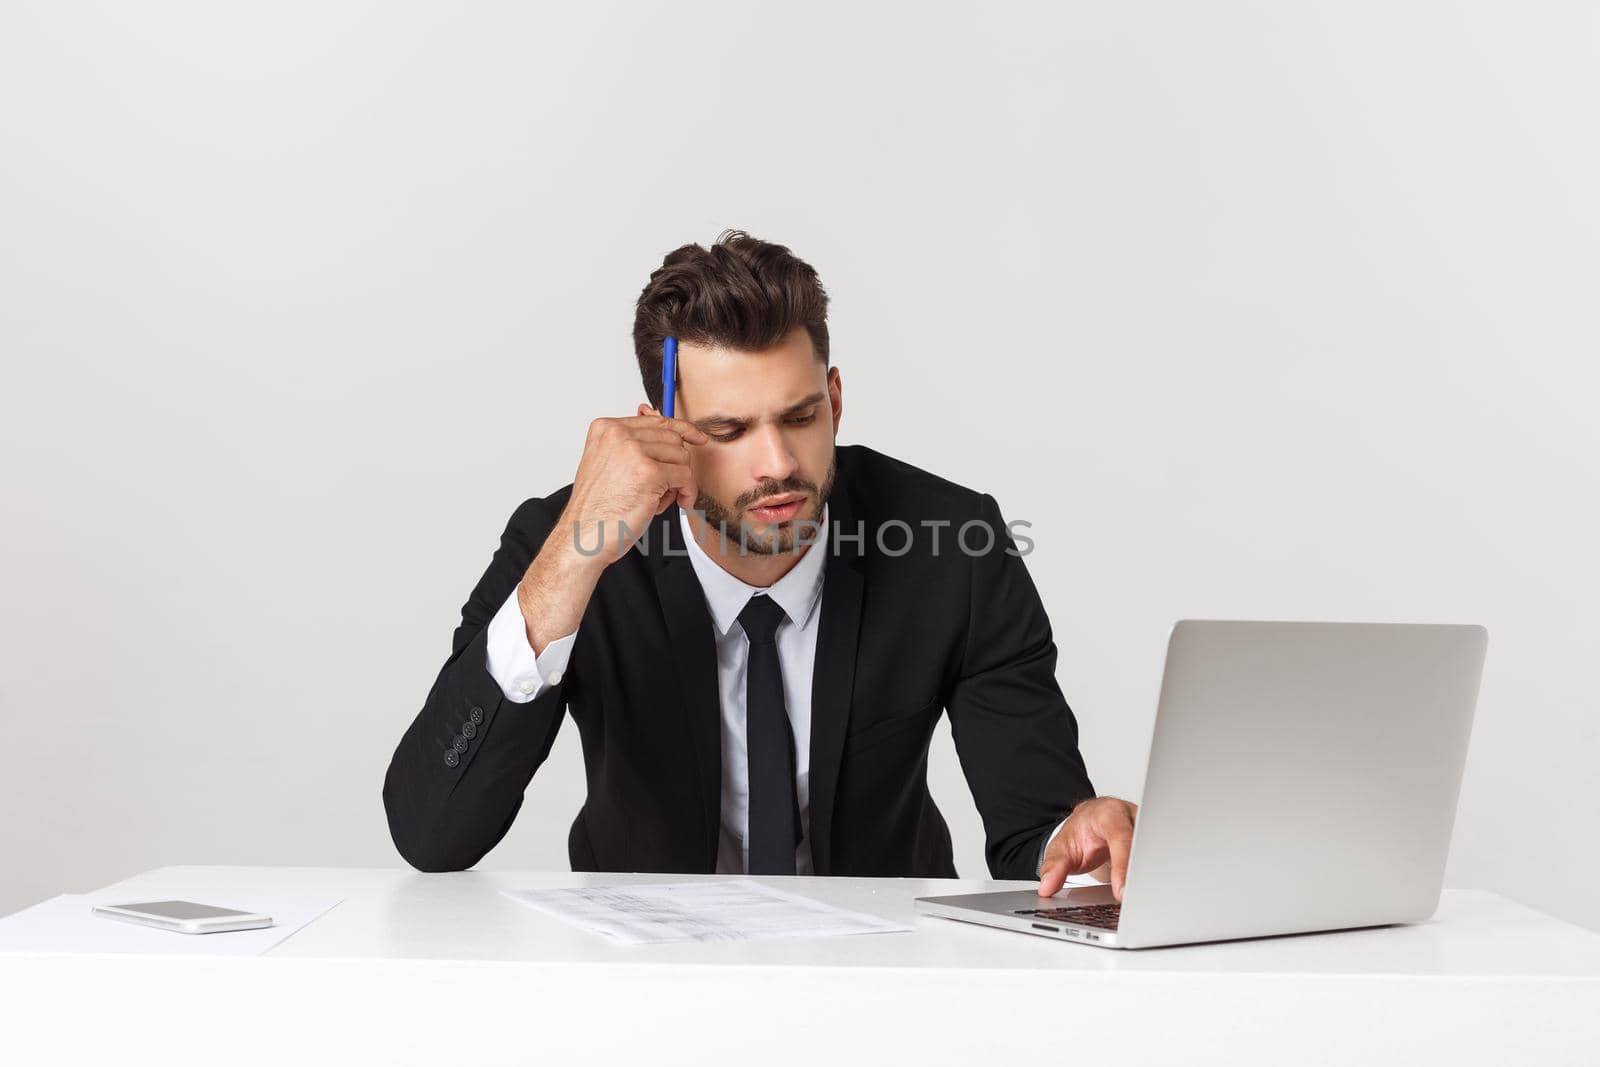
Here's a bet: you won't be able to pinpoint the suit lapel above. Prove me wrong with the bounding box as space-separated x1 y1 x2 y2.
649 509 723 869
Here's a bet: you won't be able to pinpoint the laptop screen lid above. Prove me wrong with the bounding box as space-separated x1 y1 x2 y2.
1112 620 1486 949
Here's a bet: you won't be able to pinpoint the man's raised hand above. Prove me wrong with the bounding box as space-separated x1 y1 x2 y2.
556 405 708 568
514 405 707 657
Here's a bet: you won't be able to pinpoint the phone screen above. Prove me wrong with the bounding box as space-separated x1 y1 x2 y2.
110 900 257 920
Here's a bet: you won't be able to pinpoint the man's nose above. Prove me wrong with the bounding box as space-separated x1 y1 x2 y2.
750 422 800 484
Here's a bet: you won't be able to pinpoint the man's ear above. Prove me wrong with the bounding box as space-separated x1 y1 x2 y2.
827 366 843 435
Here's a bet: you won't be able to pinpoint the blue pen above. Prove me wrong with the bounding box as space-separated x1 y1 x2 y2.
661 335 678 417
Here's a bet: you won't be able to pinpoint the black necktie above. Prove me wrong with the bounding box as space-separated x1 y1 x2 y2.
738 594 799 875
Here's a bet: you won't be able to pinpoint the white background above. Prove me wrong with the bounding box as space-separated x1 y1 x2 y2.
1 1 1595 932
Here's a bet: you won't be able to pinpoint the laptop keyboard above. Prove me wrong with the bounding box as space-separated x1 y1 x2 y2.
1012 903 1121 931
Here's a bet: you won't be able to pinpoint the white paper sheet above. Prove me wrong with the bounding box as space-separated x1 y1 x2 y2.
501 879 913 946
0 893 344 957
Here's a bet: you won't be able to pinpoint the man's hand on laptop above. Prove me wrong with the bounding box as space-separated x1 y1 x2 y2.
1037 797 1139 902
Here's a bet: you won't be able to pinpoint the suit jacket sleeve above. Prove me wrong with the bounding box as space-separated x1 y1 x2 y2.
382 494 573 872
945 492 1096 880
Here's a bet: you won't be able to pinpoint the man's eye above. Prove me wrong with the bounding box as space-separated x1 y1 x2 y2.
707 414 812 442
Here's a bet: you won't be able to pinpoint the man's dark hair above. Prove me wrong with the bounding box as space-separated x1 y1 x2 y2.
633 229 831 410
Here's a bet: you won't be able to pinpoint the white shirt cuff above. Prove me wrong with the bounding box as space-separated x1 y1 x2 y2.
485 587 577 703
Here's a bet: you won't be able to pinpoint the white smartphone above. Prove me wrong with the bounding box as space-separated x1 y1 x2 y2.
90 899 274 934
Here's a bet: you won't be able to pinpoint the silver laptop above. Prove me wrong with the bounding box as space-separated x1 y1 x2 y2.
916 620 1487 949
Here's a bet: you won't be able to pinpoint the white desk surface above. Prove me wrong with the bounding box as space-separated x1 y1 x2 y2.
5 865 1599 1065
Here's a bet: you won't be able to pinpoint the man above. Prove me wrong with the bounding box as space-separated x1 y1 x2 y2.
382 230 1139 900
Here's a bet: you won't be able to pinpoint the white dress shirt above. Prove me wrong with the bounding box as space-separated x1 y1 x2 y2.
484 502 1072 878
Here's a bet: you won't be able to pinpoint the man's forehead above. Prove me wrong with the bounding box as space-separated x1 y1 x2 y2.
675 331 825 419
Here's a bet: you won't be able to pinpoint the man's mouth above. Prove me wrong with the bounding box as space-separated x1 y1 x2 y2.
747 493 806 523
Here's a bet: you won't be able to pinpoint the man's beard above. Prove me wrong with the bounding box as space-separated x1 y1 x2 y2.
693 453 837 556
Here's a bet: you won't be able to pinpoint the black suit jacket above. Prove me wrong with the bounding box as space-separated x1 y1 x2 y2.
383 444 1095 879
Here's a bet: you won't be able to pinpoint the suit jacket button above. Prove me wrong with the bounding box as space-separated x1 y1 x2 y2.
451 735 468 753
462 722 477 740
443 750 460 768
468 706 484 724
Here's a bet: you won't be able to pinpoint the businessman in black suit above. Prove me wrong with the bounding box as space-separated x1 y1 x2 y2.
383 230 1139 900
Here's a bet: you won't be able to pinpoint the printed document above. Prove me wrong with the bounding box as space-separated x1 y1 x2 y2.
501 879 912 945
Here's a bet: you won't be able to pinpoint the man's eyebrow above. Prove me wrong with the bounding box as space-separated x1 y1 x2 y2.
692 391 827 430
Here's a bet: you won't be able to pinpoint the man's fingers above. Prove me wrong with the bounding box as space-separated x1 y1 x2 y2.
639 441 693 465
1106 819 1133 902
1037 834 1097 897
1037 853 1068 897
634 407 708 445
654 461 695 494
627 426 700 449
624 415 706 445
663 417 709 445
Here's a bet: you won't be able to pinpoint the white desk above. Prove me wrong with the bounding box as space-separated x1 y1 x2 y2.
4 865 1598 1065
